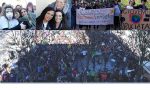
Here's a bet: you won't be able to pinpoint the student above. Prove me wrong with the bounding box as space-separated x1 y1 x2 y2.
78 3 86 30
93 1 100 30
126 0 136 9
15 5 22 11
14 9 21 19
26 2 34 13
86 3 92 30
0 5 26 30
36 7 55 30
19 8 36 29
0 2 6 16
113 0 121 30
53 10 67 30
71 0 80 29
48 0 71 29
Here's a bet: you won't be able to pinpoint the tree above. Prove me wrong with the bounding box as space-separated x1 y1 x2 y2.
134 30 150 78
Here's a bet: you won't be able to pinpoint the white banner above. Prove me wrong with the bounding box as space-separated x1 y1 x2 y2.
76 8 114 25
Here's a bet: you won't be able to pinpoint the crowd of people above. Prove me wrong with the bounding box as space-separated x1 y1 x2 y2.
71 0 149 30
0 0 149 30
0 2 36 30
0 30 149 82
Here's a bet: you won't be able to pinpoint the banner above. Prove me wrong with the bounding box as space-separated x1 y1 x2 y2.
76 8 114 25
121 9 150 30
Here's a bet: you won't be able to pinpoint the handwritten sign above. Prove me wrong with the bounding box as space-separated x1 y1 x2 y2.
121 9 150 30
76 8 114 25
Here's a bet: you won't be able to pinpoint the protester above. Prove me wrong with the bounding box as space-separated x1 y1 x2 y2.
78 3 86 30
14 9 21 19
19 8 36 29
1 64 10 82
71 0 80 29
9 69 17 82
1 30 149 82
26 2 34 13
48 0 71 29
93 1 100 30
134 0 148 10
105 0 114 30
0 2 6 16
113 0 121 30
126 0 136 9
0 5 26 30
85 3 92 30
36 7 55 30
20 8 28 17
15 5 22 11
53 10 68 30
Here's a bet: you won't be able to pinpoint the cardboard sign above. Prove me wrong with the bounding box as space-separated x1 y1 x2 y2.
121 9 150 30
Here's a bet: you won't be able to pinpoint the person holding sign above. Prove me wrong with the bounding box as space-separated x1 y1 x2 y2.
93 1 100 30
71 0 80 30
114 0 121 30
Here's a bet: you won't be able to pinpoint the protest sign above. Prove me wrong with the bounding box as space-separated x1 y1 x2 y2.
121 9 150 30
76 8 114 25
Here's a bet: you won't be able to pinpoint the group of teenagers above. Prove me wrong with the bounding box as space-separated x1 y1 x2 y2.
0 2 36 30
36 7 67 30
71 0 149 30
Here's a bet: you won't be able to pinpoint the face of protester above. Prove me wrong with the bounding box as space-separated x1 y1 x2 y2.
55 11 63 23
21 9 27 16
5 8 13 20
44 10 54 22
141 1 146 5
75 1 78 6
81 3 85 8
55 0 66 10
95 1 99 5
129 0 134 6
27 5 33 12
16 5 22 11
15 11 20 19
114 0 118 4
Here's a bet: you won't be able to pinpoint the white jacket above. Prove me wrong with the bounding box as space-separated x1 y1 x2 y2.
0 16 19 30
